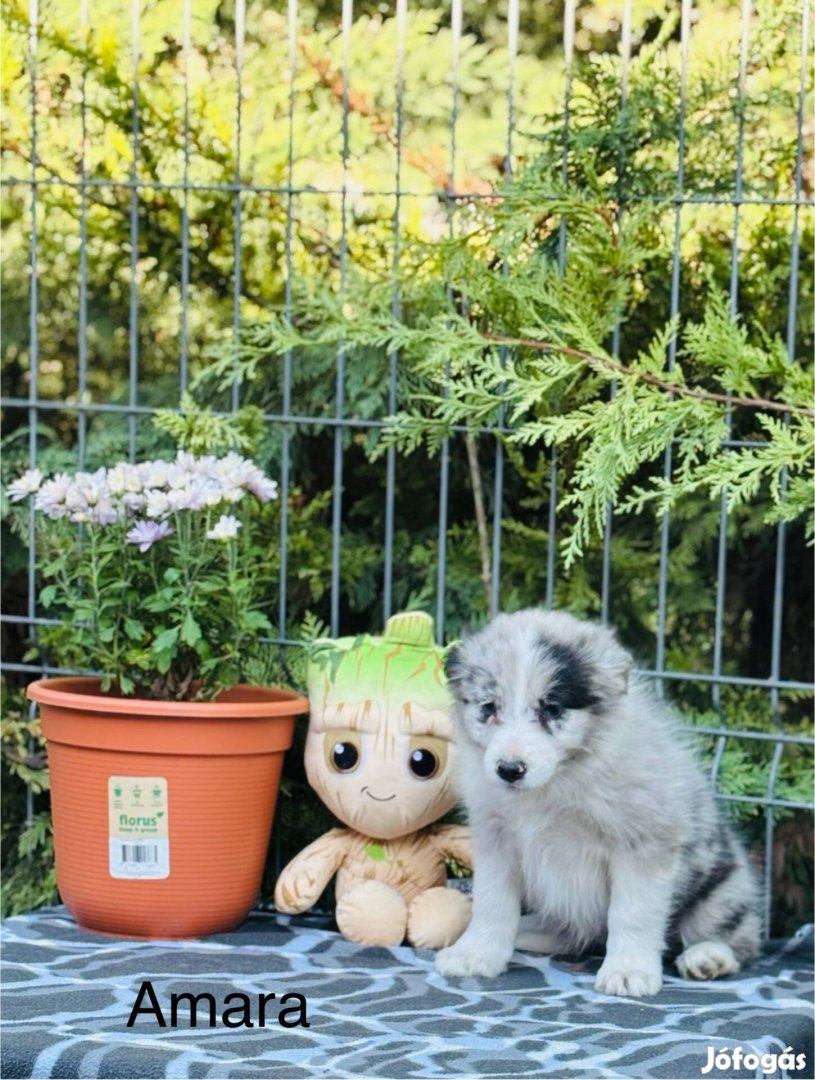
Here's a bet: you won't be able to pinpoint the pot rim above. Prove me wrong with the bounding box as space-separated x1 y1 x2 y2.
27 676 309 719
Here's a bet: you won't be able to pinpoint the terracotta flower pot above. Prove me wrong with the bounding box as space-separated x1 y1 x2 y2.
27 676 308 939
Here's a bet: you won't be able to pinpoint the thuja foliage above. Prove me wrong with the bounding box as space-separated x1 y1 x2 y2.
206 0 812 569
239 215 812 566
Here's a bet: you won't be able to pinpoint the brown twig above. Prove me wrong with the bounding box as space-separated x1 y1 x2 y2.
463 432 493 613
289 26 492 195
480 332 815 420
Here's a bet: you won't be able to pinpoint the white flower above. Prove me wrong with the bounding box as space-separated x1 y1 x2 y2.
167 487 190 512
34 473 72 519
175 450 198 473
126 519 175 552
246 473 278 502
7 468 43 501
142 461 171 489
175 485 205 512
90 498 120 526
165 463 190 490
145 490 171 519
67 469 109 511
64 491 87 517
166 483 204 512
105 467 127 496
176 451 217 477
214 455 278 504
65 473 114 523
107 464 144 496
23 454 274 529
121 491 147 512
201 480 225 507
206 514 242 541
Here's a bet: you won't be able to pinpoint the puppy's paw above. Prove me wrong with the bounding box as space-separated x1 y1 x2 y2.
677 940 739 981
595 959 663 998
435 941 511 979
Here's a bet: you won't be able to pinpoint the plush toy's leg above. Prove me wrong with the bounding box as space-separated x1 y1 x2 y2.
336 880 408 947
406 886 472 950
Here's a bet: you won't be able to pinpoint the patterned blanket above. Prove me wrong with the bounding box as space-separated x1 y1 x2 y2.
1 908 812 1079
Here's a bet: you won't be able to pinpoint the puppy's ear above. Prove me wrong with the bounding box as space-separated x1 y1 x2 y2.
583 626 633 700
443 642 463 683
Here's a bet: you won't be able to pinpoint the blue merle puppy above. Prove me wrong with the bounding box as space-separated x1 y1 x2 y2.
436 609 761 997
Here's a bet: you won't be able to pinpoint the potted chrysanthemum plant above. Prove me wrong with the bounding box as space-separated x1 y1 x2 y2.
8 450 307 939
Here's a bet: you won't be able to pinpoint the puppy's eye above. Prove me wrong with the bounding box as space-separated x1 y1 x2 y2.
479 702 496 723
538 700 564 725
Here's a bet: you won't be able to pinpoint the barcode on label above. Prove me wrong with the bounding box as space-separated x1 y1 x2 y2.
120 843 159 864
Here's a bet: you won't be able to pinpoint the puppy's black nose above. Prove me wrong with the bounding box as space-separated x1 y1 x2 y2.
496 759 527 784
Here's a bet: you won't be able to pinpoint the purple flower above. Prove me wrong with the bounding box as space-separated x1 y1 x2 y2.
126 519 175 553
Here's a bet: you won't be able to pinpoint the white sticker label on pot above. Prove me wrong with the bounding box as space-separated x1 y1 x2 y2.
108 776 169 879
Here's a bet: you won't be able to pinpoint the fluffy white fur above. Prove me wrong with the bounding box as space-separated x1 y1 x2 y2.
436 609 761 998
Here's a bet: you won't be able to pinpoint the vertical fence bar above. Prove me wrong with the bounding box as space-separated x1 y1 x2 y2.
763 0 810 934
489 0 519 621
330 0 353 637
179 0 191 394
557 0 576 268
128 0 139 460
655 0 691 685
709 0 751 795
600 0 632 625
273 0 299 879
77 0 89 466
275 0 297 876
435 0 461 642
547 0 577 610
545 450 557 610
25 0 39 828
383 0 407 625
278 0 298 642
231 0 245 414
727 0 751 314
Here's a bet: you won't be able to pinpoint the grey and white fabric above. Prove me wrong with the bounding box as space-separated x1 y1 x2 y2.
1 907 812 1079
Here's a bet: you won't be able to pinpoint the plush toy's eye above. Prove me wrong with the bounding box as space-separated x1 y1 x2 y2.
324 729 362 773
332 742 359 771
409 747 438 779
407 735 448 780
479 701 496 723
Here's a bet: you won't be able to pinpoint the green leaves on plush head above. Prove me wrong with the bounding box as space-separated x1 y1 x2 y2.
303 612 459 841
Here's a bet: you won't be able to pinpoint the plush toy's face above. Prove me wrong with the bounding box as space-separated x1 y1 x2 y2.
305 699 456 839
304 613 458 841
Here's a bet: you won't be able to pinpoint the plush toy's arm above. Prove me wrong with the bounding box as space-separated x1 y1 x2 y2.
429 823 472 870
274 828 352 914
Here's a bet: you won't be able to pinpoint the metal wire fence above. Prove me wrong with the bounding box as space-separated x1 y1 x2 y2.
2 0 813 935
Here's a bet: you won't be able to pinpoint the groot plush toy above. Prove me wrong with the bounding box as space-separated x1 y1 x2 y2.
274 611 472 949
